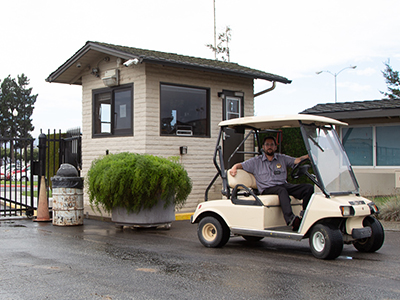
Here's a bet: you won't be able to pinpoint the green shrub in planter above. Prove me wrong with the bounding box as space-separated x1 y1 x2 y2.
87 152 192 214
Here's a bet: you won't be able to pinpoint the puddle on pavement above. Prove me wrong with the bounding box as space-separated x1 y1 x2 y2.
105 243 227 282
0 221 26 228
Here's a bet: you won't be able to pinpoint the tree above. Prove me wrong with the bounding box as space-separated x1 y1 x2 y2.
207 26 232 62
381 60 400 99
0 74 37 139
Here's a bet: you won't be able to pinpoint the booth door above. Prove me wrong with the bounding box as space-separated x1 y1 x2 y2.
222 93 244 169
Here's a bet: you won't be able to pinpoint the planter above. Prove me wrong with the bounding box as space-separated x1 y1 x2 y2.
87 152 192 228
111 199 175 228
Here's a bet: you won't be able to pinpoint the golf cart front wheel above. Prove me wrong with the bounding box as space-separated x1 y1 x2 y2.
353 216 385 253
309 224 343 260
198 216 230 248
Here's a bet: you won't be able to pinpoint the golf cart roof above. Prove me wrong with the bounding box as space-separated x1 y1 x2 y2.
218 114 347 130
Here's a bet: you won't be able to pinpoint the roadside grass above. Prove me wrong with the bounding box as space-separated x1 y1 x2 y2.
368 195 400 222
22 187 52 198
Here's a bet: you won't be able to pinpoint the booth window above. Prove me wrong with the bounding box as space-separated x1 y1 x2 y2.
93 84 133 137
160 83 209 137
342 125 400 166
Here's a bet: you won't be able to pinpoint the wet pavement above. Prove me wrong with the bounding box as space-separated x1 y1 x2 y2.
0 217 399 300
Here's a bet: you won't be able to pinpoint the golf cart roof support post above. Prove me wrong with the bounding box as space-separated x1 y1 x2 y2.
254 81 276 98
227 129 255 164
205 128 230 200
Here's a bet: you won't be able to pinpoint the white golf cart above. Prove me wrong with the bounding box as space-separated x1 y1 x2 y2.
191 114 384 259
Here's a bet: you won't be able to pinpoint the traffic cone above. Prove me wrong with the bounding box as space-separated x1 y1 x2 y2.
34 176 51 222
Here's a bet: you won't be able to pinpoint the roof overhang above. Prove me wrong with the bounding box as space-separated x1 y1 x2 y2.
46 41 292 85
307 109 400 120
46 43 138 85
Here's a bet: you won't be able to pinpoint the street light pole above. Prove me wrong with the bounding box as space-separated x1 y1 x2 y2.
316 65 357 103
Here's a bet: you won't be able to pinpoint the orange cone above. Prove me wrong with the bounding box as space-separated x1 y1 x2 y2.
34 176 51 222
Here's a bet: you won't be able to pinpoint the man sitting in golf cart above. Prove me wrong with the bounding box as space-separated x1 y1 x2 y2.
229 136 313 231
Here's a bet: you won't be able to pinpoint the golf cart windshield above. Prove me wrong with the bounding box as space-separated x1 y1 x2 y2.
301 124 359 195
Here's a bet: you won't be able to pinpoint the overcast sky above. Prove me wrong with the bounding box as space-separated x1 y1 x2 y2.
1 0 400 138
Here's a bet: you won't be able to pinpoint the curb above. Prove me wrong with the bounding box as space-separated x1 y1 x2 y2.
175 212 194 221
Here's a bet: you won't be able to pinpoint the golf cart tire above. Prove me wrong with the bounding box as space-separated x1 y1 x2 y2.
353 216 385 253
242 235 264 242
309 224 343 260
198 216 230 248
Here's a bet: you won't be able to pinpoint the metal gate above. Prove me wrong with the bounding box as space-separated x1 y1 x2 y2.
0 128 82 219
0 137 35 218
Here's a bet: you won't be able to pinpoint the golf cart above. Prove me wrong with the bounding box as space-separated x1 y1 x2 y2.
191 114 384 259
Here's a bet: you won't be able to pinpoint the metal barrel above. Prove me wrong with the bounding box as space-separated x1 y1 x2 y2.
52 187 84 226
51 164 84 226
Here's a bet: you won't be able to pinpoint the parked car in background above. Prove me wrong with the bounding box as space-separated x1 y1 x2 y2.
11 164 31 181
4 164 17 180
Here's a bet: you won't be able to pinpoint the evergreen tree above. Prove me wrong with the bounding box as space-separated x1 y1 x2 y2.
381 60 400 99
0 74 37 139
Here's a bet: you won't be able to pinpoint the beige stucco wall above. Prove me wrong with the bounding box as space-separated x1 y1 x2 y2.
353 168 400 197
81 57 254 214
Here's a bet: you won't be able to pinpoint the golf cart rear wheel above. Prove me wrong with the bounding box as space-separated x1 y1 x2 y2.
198 216 230 248
309 224 343 260
353 216 385 253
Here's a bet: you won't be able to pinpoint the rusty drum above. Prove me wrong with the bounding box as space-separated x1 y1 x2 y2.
51 164 84 226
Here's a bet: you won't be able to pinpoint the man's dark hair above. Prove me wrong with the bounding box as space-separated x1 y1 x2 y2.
263 136 277 146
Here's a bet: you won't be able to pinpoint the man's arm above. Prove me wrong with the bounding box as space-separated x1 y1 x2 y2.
229 163 243 177
294 154 309 165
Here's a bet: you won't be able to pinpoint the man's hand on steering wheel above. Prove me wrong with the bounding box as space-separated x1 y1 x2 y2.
291 157 311 179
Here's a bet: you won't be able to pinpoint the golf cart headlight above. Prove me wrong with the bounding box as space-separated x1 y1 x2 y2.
340 206 355 216
368 202 379 214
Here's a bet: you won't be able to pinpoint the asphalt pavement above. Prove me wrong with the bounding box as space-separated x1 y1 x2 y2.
0 216 399 300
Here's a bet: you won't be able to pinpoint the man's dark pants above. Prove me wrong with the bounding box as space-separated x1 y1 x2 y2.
261 183 314 224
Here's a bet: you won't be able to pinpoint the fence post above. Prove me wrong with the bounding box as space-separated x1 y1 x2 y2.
38 133 46 177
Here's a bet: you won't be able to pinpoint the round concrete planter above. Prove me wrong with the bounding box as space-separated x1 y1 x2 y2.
111 199 175 228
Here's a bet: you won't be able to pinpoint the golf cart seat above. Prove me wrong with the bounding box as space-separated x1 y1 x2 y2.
227 169 302 207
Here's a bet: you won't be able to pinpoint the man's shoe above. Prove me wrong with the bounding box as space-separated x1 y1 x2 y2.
289 215 301 231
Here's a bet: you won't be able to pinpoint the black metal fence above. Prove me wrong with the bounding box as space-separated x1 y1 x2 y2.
40 128 82 187
0 136 35 217
0 128 82 218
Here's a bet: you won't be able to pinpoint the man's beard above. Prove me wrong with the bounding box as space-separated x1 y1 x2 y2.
265 149 275 157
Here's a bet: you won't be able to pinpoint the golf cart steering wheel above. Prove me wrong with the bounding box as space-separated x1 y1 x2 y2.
291 158 311 179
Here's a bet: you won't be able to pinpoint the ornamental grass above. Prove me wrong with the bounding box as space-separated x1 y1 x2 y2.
87 152 192 214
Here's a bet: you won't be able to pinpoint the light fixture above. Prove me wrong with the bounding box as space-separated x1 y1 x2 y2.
180 146 188 155
316 65 357 103
102 69 119 87
91 68 100 77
